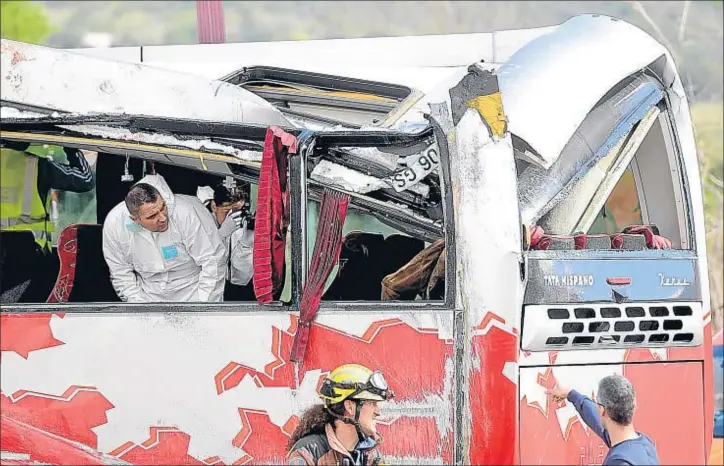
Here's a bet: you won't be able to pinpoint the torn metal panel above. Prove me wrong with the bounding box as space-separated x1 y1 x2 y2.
337 147 400 172
388 143 440 194
432 66 522 464
310 160 431 198
452 107 520 333
0 39 290 128
2 108 442 237
384 456 445 465
57 124 263 162
449 65 507 139
517 74 664 225
548 106 661 235
310 160 388 194
0 107 48 119
381 357 454 430
496 14 671 169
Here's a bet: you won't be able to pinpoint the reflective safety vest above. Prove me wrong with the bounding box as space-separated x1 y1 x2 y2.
0 148 54 250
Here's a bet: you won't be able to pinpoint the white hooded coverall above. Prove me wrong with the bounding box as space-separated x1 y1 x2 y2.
102 174 227 302
197 186 254 287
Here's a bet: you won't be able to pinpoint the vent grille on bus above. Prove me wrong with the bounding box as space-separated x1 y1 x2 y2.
521 302 703 352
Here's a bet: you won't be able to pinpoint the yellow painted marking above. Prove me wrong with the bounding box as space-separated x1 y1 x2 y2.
248 84 397 103
466 92 507 137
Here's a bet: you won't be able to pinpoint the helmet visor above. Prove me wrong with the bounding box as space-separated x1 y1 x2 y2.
369 371 388 391
363 371 393 401
320 370 394 402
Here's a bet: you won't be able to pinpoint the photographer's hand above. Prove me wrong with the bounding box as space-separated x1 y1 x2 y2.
218 210 243 239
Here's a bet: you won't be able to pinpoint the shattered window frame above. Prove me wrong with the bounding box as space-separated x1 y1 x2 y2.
303 117 457 311
526 96 696 259
0 124 298 313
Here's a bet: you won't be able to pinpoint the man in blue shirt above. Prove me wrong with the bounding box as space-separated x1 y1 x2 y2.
547 374 660 465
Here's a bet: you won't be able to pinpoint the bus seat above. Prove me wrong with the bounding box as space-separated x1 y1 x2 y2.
528 224 673 251
621 224 672 249
322 232 425 301
47 224 79 303
0 230 42 303
534 235 576 250
48 224 120 303
323 232 387 301
611 232 648 250
574 233 612 250
381 237 444 301
384 234 427 274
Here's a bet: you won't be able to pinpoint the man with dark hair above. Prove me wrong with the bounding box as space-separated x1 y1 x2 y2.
547 374 660 465
197 182 255 301
125 183 169 233
102 174 227 302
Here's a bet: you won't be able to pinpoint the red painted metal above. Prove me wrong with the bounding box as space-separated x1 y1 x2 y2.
196 0 226 44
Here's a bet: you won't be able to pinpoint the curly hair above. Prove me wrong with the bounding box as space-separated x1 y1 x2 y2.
287 402 346 450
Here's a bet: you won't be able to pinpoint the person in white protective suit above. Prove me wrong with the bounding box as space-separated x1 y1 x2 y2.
197 181 255 301
102 174 227 302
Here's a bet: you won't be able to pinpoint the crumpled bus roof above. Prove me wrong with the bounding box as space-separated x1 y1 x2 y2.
0 14 678 235
0 39 290 128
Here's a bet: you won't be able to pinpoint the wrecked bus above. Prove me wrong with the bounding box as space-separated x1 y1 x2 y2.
0 14 715 466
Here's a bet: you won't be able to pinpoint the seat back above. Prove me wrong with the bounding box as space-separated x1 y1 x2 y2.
47 225 79 303
532 225 669 251
323 231 425 301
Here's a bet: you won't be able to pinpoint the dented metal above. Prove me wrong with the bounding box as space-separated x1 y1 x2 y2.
497 14 673 170
0 13 714 466
0 39 290 127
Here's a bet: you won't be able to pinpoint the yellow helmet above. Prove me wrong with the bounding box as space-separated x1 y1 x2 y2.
319 364 393 404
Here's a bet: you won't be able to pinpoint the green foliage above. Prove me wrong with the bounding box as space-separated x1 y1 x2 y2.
0 0 52 44
693 103 724 180
692 102 724 231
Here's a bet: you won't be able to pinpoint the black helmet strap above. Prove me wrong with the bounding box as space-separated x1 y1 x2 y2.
325 400 368 444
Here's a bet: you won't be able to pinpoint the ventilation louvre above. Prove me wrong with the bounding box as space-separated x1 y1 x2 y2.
601 307 622 318
522 301 703 352
639 320 659 331
563 322 584 333
547 308 569 319
574 308 596 319
615 321 635 332
624 334 646 344
650 307 669 317
673 306 693 316
626 307 646 318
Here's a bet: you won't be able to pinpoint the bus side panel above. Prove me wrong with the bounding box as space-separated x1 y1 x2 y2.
519 360 705 465
0 311 455 465
668 320 715 462
468 319 519 465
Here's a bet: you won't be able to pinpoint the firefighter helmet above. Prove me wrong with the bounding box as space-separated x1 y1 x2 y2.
319 364 393 404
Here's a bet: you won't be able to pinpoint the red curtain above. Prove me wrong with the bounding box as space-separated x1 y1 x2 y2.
290 188 350 362
253 126 297 304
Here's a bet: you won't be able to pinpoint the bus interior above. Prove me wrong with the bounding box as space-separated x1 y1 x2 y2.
0 63 690 307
